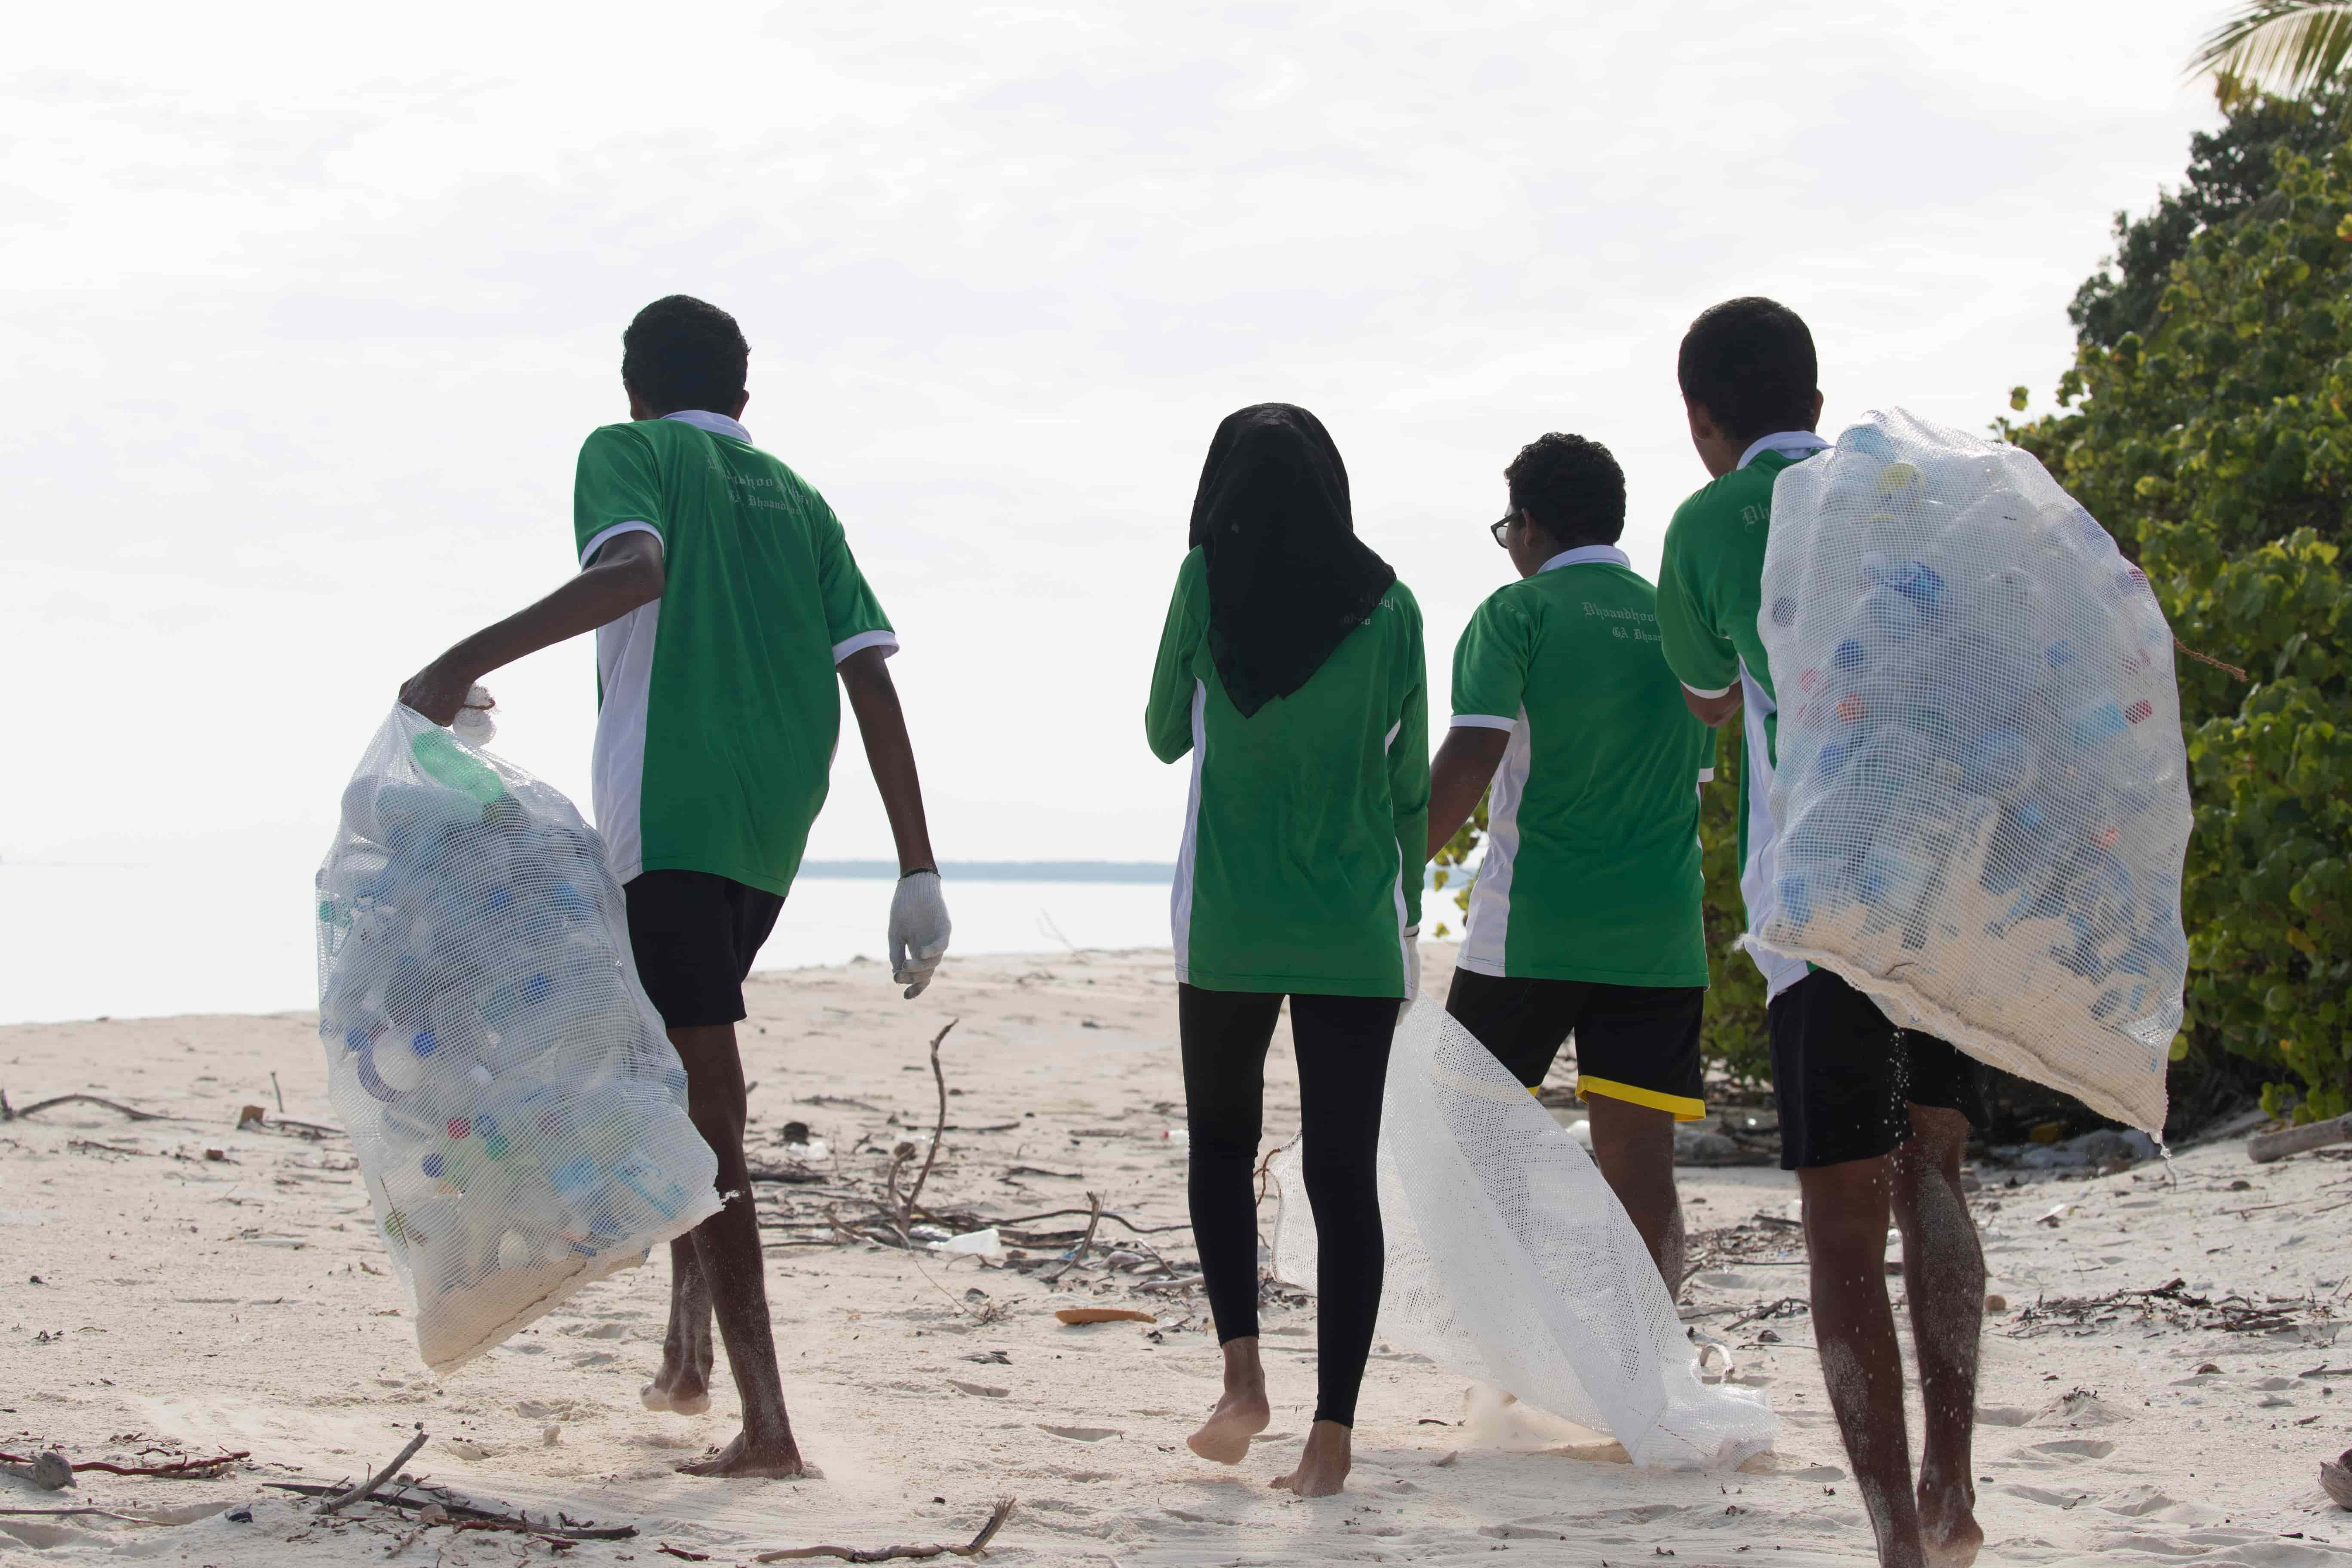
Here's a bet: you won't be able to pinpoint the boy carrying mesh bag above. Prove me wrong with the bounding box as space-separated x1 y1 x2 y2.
1749 407 2192 1136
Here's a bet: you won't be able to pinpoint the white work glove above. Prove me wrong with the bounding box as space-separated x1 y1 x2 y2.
1402 926 1422 1005
889 870 951 999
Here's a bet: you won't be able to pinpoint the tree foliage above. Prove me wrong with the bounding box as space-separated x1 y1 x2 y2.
2190 2 2352 102
1698 723 1771 1087
2070 83 2348 350
2004 95 2352 1121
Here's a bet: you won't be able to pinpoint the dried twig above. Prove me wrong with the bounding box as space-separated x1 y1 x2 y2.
900 1020 959 1228
0 1092 183 1125
2174 636 2248 682
0 1449 247 1480
753 1497 1015 1562
1039 1194 1104 1285
314 1427 429 1516
264 1482 635 1540
986 1208 1189 1236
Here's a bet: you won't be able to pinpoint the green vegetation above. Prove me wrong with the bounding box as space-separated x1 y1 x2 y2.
2005 86 2352 1122
2190 3 2352 102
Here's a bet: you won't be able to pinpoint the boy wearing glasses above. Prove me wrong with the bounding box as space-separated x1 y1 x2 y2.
1424 433 1713 1291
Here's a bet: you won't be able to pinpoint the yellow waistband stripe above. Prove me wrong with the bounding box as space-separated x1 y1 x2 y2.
1575 1075 1708 1121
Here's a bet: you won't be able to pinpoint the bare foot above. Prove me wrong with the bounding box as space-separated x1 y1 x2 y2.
1270 1419 1352 1497
677 1428 808 1479
1918 1474 1982 1568
1186 1387 1271 1464
640 1354 710 1420
640 1366 713 1415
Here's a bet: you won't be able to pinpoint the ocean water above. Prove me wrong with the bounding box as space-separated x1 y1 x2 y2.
0 862 1175 1026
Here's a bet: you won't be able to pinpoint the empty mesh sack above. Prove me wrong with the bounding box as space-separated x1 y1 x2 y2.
315 702 721 1372
1752 409 2191 1135
1271 1004 1776 1470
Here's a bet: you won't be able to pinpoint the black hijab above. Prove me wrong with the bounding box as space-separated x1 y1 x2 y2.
1187 404 1396 719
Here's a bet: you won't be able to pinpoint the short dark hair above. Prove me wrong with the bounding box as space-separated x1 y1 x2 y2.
1676 297 1818 444
621 295 749 416
1505 432 1626 547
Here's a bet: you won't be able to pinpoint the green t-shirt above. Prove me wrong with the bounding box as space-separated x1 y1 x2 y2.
573 412 895 897
1449 547 1712 986
1145 548 1429 998
1654 436 1827 998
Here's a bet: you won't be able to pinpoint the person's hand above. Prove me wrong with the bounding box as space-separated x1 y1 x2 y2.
1403 925 1422 1004
889 870 951 999
399 658 479 726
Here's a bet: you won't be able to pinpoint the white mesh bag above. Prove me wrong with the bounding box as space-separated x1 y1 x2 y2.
315 703 721 1372
1752 409 2191 1135
1272 1004 1776 1470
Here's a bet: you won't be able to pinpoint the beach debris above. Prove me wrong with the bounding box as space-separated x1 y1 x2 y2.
0 1452 74 1490
389 1501 451 1556
932 1228 1002 1258
1038 1192 1106 1283
0 1091 182 1125
313 1425 429 1515
266 1479 636 1540
1985 1294 2009 1313
1040 1425 1121 1441
1054 1306 1156 1326
751 1495 1014 1562
896 1020 960 1238
237 1104 268 1130
946 1380 1007 1397
2251 1112 2352 1165
0 1447 246 1482
2322 1449 2352 1510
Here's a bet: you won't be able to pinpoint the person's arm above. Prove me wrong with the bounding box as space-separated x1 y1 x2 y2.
1654 508 1744 731
838 646 936 877
1145 552 1206 764
398 531 665 723
1681 684 1743 728
1432 590 1528 857
1427 726 1509 860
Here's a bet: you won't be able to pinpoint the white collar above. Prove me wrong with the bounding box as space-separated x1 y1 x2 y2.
1737 430 1828 470
662 409 752 443
1538 544 1632 573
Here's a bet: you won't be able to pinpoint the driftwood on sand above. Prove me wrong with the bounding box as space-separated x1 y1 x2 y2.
2249 1112 2352 1165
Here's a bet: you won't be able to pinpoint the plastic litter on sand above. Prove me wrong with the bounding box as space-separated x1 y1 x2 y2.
314 701 721 1372
1272 1003 1777 1470
1753 410 2190 1136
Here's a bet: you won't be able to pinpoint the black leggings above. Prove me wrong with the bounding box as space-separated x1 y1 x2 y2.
1178 984 1396 1428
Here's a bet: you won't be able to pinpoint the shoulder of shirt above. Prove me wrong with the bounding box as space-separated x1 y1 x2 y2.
580 420 654 450
1379 575 1421 620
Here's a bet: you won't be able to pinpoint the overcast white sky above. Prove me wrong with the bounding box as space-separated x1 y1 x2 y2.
3 0 2229 877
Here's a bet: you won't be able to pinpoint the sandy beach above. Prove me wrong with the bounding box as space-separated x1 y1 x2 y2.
4 945 2348 1566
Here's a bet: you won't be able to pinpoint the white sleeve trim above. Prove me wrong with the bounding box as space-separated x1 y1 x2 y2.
832 628 900 664
1697 767 1716 784
1681 680 1735 701
580 519 661 567
1450 714 1518 732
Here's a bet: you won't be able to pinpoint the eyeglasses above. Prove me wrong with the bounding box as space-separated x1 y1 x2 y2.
1490 512 1517 548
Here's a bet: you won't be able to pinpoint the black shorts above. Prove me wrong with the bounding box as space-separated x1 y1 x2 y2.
622 870 784 1029
1443 968 1707 1120
1765 968 1987 1170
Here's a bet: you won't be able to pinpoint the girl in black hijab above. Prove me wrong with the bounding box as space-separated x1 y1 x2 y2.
1145 404 1430 1496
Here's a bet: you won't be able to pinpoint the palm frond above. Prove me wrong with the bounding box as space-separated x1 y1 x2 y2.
2189 1 2352 97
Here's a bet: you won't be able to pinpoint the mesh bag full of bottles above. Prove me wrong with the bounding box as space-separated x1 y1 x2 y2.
315 703 721 1372
1752 409 2192 1136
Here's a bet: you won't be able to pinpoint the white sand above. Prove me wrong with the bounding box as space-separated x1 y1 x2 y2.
3 946 2348 1565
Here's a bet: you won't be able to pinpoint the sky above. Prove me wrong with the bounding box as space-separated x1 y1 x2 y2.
2 0 2233 883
